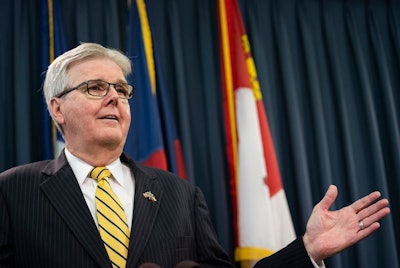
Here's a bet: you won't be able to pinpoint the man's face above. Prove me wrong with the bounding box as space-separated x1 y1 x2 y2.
52 57 131 154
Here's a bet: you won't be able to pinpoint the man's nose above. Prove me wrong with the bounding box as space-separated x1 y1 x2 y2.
105 85 120 103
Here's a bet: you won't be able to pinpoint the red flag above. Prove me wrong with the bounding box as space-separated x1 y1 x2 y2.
218 0 295 263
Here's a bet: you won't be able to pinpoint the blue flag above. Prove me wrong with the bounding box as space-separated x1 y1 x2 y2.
125 0 186 178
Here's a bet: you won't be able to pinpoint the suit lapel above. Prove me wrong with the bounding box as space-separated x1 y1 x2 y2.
40 153 111 268
125 160 162 267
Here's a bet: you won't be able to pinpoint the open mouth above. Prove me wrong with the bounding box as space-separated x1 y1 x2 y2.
100 115 118 120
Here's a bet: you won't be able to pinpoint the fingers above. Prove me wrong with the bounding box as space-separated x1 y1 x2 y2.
357 198 389 220
351 191 381 213
319 185 338 210
357 201 390 231
357 222 381 241
352 191 390 237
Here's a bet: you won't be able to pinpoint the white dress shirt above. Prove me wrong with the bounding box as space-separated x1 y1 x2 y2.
64 148 135 229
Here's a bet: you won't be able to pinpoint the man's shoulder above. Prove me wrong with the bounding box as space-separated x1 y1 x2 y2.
121 153 196 195
137 164 188 184
0 160 52 181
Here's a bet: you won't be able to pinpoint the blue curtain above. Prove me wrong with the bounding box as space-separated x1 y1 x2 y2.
239 1 399 266
0 0 43 168
1 0 398 267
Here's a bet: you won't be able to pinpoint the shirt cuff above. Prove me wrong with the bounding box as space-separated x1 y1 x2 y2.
310 256 326 268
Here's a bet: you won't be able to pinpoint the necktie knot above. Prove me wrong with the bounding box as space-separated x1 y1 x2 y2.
89 166 112 182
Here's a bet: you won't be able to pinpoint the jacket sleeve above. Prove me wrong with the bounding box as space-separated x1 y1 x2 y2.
253 237 314 268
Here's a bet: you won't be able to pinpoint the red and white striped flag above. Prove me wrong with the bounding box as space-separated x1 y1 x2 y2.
218 0 296 265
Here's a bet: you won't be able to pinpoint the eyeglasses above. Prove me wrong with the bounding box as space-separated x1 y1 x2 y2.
56 80 135 100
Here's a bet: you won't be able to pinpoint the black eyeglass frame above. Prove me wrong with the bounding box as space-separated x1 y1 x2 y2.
55 80 135 100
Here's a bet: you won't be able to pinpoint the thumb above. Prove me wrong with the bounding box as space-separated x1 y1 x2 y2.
319 185 338 210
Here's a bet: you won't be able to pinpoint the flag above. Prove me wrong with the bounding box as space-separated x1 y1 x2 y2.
41 0 67 159
125 0 186 178
218 0 296 264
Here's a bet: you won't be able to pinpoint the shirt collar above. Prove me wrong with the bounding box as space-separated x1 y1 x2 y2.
64 148 126 188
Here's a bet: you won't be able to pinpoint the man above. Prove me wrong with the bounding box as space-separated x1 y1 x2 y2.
0 43 390 267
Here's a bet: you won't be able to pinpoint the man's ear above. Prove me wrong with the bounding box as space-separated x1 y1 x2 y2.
49 98 65 125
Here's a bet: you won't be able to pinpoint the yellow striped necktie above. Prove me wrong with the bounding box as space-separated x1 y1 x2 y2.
89 167 130 268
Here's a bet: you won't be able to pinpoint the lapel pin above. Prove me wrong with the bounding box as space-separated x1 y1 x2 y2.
143 191 157 202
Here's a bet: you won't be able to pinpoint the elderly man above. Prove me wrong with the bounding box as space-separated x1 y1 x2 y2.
0 43 390 268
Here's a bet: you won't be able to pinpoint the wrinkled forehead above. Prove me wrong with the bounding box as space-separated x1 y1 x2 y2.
67 57 126 84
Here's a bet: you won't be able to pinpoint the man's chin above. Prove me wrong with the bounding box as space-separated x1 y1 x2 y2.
98 136 124 149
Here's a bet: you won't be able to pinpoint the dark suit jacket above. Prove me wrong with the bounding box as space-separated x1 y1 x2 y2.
0 151 313 268
0 152 233 267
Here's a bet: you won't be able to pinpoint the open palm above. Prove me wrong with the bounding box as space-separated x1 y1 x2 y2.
303 185 390 264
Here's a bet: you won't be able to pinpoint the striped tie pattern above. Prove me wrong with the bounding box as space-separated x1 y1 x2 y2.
89 167 130 268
